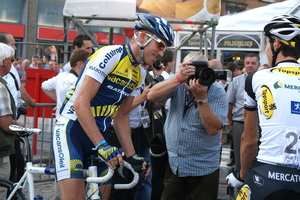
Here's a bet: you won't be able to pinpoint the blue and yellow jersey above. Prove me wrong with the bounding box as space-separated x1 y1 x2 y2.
60 44 143 132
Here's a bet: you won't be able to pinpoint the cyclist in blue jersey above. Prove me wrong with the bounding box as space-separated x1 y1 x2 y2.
53 13 174 200
226 14 300 200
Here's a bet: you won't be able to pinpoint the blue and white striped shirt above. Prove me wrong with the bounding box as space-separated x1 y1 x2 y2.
163 75 228 177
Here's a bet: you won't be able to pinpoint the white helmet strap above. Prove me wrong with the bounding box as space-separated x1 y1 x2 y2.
134 31 154 65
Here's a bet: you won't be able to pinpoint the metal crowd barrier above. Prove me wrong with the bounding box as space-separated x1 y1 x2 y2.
20 103 56 182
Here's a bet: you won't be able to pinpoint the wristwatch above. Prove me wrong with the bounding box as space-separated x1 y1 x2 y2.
197 98 208 105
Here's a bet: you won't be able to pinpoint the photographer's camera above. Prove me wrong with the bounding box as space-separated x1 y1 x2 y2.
188 61 232 86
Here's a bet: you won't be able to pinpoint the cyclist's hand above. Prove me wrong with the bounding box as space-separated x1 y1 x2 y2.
127 154 150 179
226 170 244 188
97 143 122 169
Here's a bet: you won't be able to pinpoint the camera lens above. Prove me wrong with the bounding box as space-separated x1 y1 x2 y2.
199 68 216 86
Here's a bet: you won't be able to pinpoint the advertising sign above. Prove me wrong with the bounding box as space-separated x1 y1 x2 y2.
63 0 220 27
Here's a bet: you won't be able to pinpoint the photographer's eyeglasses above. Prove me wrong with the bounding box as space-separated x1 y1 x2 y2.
145 33 167 52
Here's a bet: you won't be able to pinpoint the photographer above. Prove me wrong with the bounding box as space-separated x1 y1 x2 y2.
147 51 228 200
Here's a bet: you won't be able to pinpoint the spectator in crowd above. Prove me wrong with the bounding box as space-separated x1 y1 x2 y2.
147 51 228 200
223 62 242 167
0 32 36 108
41 49 89 119
29 55 38 69
20 59 30 86
209 59 227 89
13 57 26 86
0 43 24 198
47 45 58 62
226 14 300 199
52 13 174 200
60 34 93 73
0 32 36 184
52 62 60 73
49 61 55 70
160 49 175 74
225 62 242 78
13 57 22 71
43 55 51 69
37 59 44 69
209 59 223 70
35 44 45 59
259 63 269 70
227 53 260 171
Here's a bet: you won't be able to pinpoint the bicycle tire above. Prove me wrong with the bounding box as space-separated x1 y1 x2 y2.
0 178 26 200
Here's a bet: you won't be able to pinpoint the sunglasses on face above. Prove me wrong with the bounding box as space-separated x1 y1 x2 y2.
145 33 167 52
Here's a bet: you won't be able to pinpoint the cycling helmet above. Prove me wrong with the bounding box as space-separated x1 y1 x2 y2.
264 14 300 48
263 15 300 67
135 13 174 47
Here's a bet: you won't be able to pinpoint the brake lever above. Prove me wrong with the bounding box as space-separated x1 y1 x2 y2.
118 165 125 178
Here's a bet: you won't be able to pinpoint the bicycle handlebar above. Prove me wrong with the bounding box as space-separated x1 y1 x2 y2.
86 161 139 189
9 125 41 136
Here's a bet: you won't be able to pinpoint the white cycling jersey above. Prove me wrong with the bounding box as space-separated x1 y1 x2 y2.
244 60 300 169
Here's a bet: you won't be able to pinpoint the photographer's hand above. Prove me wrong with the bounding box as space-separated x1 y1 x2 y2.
178 61 195 82
186 78 208 100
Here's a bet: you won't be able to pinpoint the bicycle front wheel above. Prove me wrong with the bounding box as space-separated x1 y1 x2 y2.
0 179 26 200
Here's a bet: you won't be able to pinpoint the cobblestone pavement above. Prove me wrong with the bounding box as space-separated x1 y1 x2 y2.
22 143 234 200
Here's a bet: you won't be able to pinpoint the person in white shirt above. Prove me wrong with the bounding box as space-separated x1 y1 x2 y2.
41 49 89 119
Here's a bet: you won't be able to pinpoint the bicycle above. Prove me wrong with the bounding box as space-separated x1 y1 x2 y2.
0 125 139 200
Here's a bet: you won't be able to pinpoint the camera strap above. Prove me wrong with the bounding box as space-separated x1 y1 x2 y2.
184 90 195 116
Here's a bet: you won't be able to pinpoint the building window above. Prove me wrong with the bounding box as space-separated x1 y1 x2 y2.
89 27 122 34
224 0 247 15
260 0 276 3
38 0 65 27
0 0 23 23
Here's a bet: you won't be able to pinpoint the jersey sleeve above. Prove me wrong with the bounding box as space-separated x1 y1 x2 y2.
41 75 58 91
84 45 123 84
244 72 257 111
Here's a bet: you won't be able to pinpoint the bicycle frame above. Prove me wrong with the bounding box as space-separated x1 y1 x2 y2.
6 159 139 200
7 162 55 200
6 125 139 200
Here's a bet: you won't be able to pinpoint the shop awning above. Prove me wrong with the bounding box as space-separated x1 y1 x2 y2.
216 0 300 32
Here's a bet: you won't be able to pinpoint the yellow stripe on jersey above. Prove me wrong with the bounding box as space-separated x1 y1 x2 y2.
90 105 120 117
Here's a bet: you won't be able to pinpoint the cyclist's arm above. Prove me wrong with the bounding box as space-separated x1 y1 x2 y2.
74 76 105 144
74 76 122 168
113 95 135 157
148 61 194 103
240 109 258 180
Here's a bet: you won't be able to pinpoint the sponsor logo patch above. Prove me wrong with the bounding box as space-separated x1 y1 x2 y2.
260 85 276 119
291 101 300 115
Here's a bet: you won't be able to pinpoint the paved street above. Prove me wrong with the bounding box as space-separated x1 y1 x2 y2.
22 143 234 200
